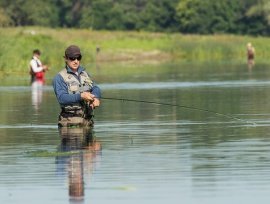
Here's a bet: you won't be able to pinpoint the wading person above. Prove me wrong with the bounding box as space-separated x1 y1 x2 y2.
53 45 101 127
29 49 48 83
246 42 255 68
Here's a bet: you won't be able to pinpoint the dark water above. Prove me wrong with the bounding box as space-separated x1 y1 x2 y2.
1 62 270 204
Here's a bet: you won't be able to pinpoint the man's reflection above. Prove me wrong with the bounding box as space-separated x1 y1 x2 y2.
31 79 43 111
56 127 101 203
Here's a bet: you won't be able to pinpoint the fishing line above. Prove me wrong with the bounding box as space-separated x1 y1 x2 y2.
101 96 256 125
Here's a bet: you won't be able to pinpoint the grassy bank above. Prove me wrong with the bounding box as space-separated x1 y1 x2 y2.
0 27 270 76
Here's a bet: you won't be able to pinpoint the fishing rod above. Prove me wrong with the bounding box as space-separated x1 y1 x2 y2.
100 96 256 125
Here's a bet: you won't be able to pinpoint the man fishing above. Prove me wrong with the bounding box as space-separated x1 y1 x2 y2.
246 42 255 68
29 49 48 83
53 45 101 127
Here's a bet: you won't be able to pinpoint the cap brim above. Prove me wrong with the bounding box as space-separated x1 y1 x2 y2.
67 53 81 58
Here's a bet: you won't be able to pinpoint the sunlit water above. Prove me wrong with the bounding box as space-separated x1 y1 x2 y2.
1 62 270 204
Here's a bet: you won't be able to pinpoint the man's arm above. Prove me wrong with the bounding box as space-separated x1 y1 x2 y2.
53 74 81 105
91 82 101 99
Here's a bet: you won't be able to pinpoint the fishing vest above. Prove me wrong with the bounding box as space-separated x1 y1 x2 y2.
29 58 42 76
59 68 93 95
59 68 94 120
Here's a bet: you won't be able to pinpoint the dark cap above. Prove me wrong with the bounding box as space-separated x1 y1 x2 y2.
33 49 41 55
65 45 81 58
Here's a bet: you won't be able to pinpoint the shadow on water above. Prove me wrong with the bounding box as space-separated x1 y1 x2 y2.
56 127 101 203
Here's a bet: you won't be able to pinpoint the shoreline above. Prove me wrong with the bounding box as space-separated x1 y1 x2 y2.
0 27 270 74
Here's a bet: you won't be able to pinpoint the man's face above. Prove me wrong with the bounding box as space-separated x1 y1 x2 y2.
34 53 40 58
65 55 82 71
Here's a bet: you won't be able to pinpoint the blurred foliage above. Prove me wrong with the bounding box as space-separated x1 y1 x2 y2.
0 0 269 35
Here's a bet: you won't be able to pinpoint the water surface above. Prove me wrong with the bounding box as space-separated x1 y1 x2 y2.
1 62 270 204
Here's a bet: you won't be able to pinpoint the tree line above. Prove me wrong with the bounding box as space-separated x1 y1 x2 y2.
0 0 269 35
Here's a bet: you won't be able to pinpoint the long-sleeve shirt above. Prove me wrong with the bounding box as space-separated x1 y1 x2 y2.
30 56 43 73
53 65 101 106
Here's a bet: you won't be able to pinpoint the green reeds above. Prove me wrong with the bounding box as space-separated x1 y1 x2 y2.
0 27 270 76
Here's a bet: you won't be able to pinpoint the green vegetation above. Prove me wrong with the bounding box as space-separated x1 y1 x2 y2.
0 0 269 35
0 27 270 77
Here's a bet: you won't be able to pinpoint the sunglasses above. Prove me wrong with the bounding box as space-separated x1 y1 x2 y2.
68 55 82 61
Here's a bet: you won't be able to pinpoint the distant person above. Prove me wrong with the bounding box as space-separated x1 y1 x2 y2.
29 49 48 83
246 42 255 68
53 45 101 127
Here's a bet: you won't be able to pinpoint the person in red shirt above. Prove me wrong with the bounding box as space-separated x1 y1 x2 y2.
29 49 48 83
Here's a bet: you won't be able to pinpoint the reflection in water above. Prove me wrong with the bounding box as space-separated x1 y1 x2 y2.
56 127 101 203
247 59 255 71
31 80 43 110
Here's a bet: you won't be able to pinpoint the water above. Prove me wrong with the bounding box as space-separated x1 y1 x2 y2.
1 61 270 204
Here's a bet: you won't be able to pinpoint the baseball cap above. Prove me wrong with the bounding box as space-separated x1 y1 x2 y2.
65 45 81 58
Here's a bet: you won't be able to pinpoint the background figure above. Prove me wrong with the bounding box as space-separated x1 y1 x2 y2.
29 49 48 84
246 42 255 69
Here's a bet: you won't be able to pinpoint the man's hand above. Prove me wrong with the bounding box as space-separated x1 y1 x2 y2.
81 92 95 102
80 92 101 108
42 65 49 72
91 98 100 109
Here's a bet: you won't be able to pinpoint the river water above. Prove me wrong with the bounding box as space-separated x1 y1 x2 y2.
1 61 270 204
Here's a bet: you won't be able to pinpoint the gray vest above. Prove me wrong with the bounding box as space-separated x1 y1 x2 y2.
59 69 93 95
59 68 94 119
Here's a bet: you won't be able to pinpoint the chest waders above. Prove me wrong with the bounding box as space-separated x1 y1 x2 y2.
58 69 94 127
